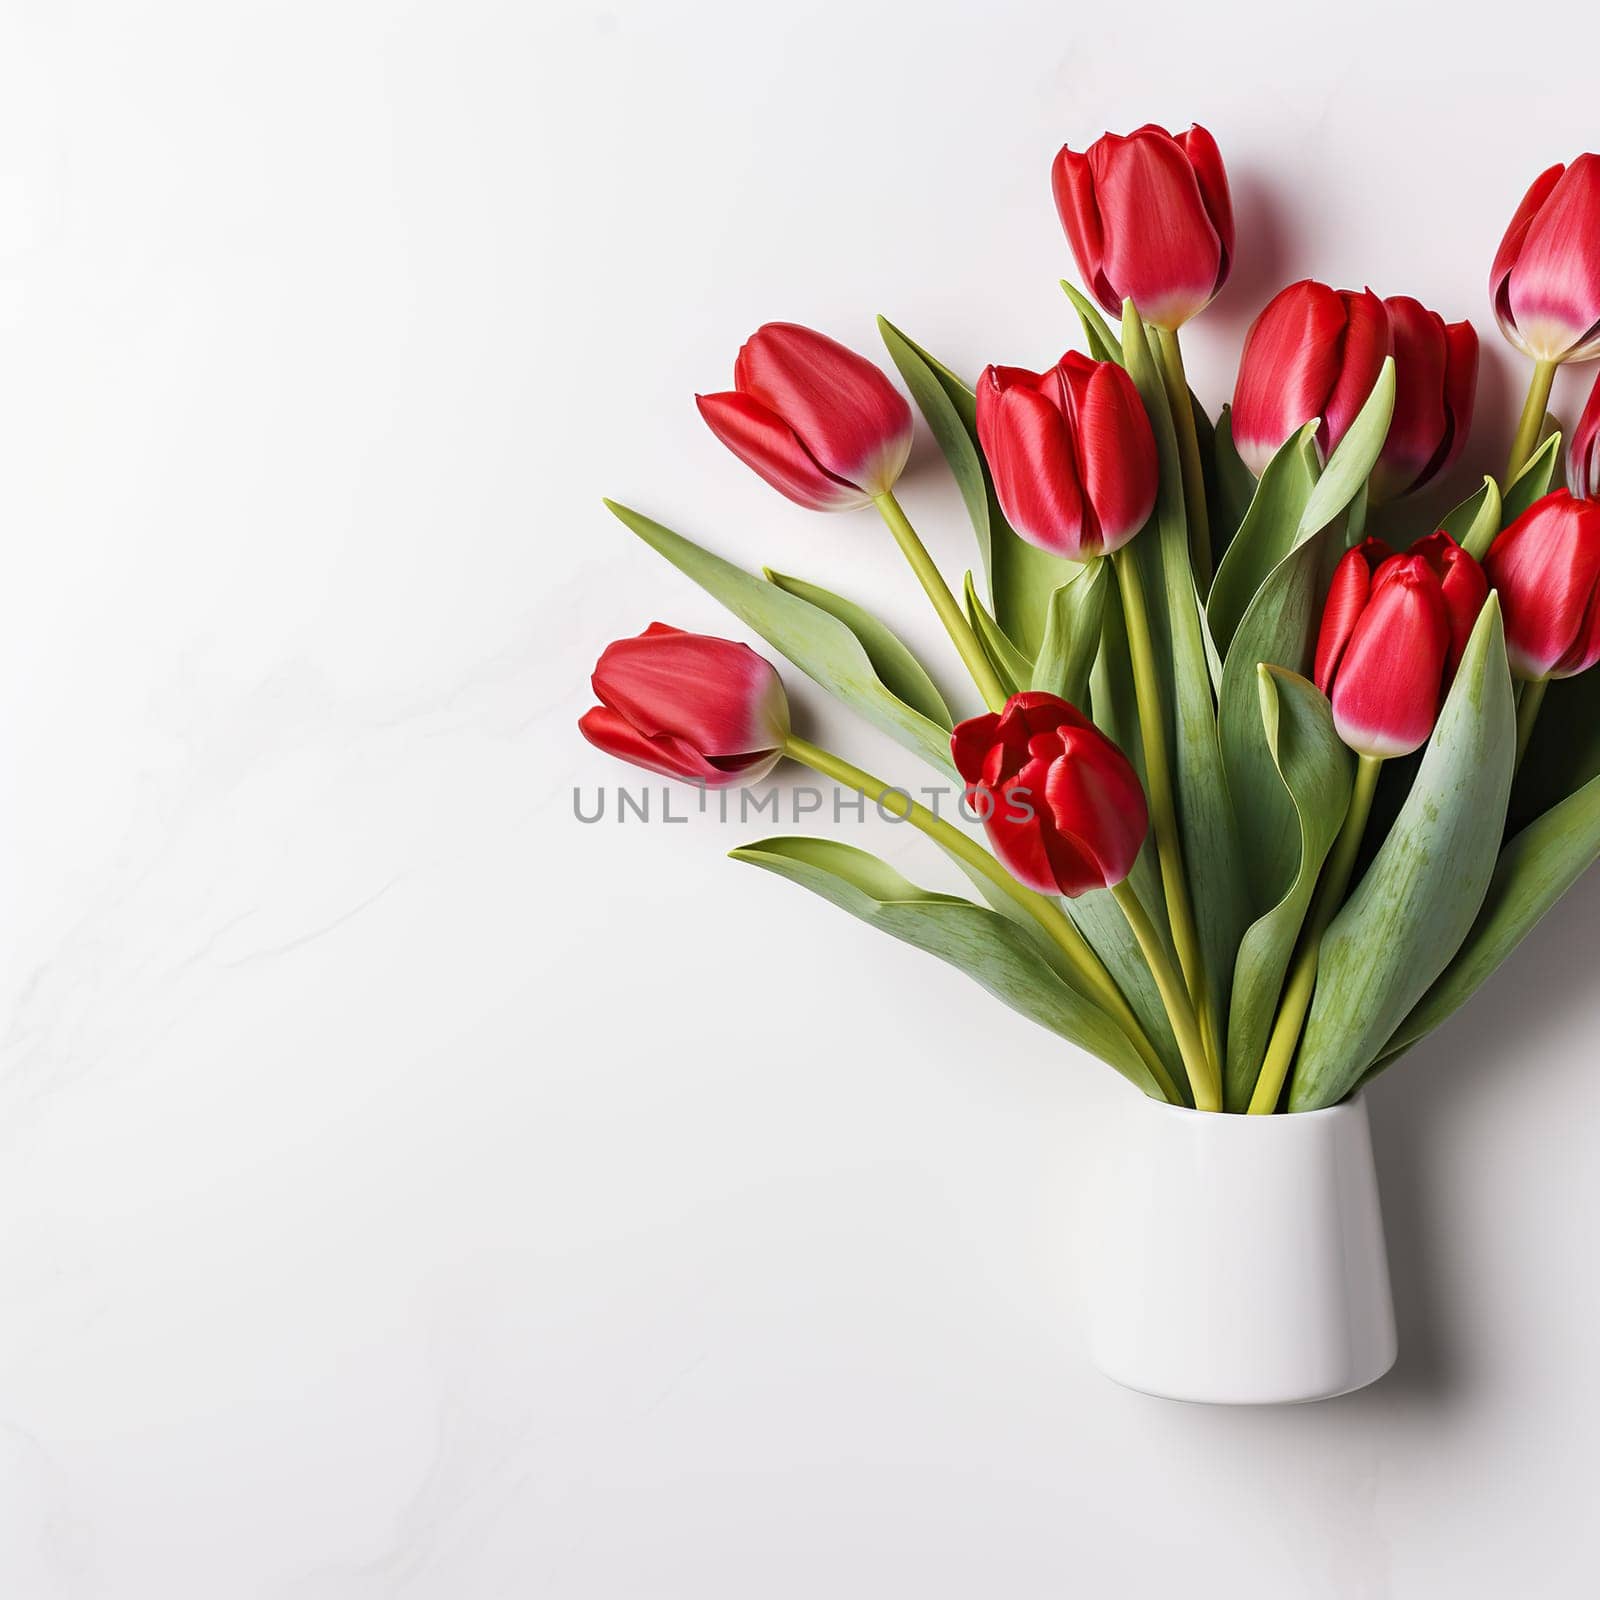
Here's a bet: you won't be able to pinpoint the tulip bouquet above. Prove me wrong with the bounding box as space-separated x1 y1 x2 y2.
581 127 1600 1117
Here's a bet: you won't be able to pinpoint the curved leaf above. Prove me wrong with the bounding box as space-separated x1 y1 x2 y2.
1502 430 1562 526
1211 406 1258 559
876 317 1073 655
963 571 1032 694
1223 667 1354 1110
1120 303 1246 1031
1031 560 1109 707
606 500 955 774
1295 358 1396 537
1378 767 1600 1063
1288 598 1516 1109
1440 476 1502 560
764 568 952 727
731 836 1164 1096
1207 422 1321 662
1060 280 1124 364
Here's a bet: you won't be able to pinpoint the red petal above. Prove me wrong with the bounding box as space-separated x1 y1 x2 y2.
1569 368 1600 499
1041 726 1149 892
1487 492 1600 678
1314 539 1390 693
1175 124 1234 295
1330 556 1450 757
1086 126 1224 330
1051 145 1116 315
1231 280 1347 475
1505 156 1600 362
733 323 912 494
696 390 865 511
1411 532 1488 677
579 706 772 788
1492 162 1566 349
1320 289 1393 460
951 709 1004 783
1072 360 1159 552
976 377 1088 556
1372 296 1447 502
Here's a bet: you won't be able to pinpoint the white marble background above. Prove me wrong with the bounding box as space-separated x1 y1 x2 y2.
2 0 1598 1594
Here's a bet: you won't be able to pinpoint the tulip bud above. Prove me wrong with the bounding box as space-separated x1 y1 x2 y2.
1369 296 1478 505
1491 156 1600 365
579 624 790 787
1569 369 1600 499
1231 281 1393 477
950 692 1148 897
974 353 1158 559
1052 124 1234 332
696 323 913 511
1314 532 1488 757
1484 491 1600 680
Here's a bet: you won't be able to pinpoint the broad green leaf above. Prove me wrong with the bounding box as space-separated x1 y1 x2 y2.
1440 476 1502 560
764 568 952 728
1377 766 1600 1064
1216 366 1396 911
1222 667 1354 1110
1288 599 1516 1109
1207 422 1321 662
607 500 955 774
1120 302 1246 1031
963 571 1032 694
1031 560 1109 707
877 317 1073 655
1295 358 1396 538
1060 280 1123 364
1501 430 1561 525
731 835 1165 1096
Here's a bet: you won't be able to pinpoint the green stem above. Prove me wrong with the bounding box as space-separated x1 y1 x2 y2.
1506 360 1557 485
783 733 1184 1105
1153 326 1212 592
1514 677 1548 772
1249 753 1383 1115
1110 879 1218 1112
874 491 1007 713
1346 479 1369 546
1110 547 1217 1069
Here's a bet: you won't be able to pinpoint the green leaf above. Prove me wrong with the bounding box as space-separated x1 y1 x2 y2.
1288 598 1516 1110
1215 366 1396 912
1120 302 1247 1030
1440 476 1502 560
764 569 952 728
1378 766 1600 1063
1222 667 1354 1110
1060 280 1124 364
1207 422 1321 663
1031 560 1109 707
606 500 955 774
877 317 1073 655
1211 406 1258 561
1501 430 1562 525
963 571 1032 694
731 836 1165 1096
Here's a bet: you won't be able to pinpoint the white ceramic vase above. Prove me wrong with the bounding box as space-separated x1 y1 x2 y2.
1086 1089 1397 1404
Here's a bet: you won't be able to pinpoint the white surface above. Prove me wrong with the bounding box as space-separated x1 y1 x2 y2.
3 0 1599 1594
1089 1093 1395 1404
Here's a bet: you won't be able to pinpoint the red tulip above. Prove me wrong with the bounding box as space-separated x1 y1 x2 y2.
1369 296 1478 504
1052 124 1233 331
974 353 1158 559
579 624 790 787
1490 156 1600 364
951 692 1147 897
696 323 913 511
1570 369 1600 499
1484 491 1600 680
1231 282 1392 477
1314 533 1488 757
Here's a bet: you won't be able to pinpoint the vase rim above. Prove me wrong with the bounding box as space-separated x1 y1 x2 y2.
1128 1088 1368 1123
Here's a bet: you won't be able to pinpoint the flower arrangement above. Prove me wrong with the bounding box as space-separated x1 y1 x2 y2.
580 126 1600 1117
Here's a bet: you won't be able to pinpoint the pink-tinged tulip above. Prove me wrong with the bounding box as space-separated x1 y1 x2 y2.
951 692 1148 897
1314 533 1488 757
1570 370 1600 499
579 624 789 787
1231 282 1393 477
1052 124 1233 331
1491 156 1600 364
974 353 1158 559
1484 491 1600 679
696 323 912 511
1370 296 1478 504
